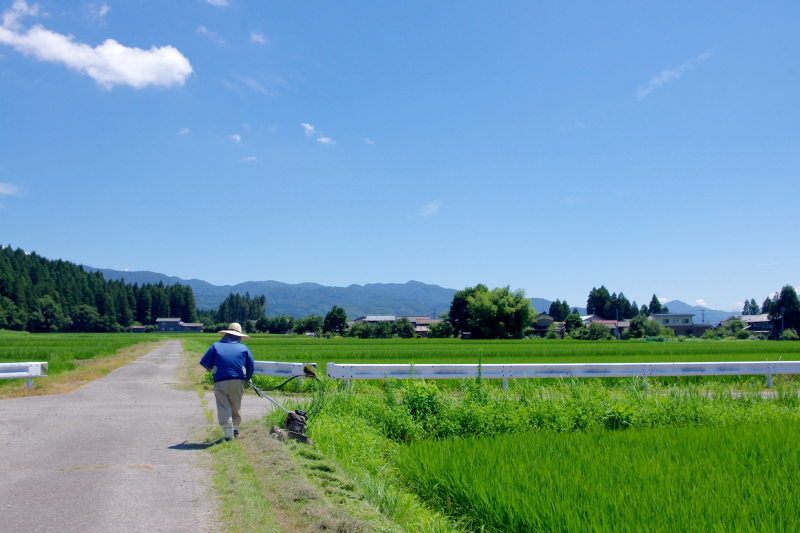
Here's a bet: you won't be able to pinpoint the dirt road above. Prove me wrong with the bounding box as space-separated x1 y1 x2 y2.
0 340 218 533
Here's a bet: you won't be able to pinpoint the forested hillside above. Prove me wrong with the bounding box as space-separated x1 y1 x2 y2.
0 246 196 332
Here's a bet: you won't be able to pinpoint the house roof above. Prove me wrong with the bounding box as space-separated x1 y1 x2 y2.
155 318 181 322
354 315 397 322
180 322 204 328
650 313 695 317
722 314 771 324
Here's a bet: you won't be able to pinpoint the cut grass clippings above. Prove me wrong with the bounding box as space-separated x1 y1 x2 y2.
0 341 166 399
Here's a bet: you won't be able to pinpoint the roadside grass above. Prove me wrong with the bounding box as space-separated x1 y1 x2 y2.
0 340 165 399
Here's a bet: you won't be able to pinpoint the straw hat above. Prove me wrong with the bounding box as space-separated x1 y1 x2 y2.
218 322 250 340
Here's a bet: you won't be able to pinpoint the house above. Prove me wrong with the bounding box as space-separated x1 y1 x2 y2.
350 314 442 337
580 314 630 337
155 318 204 332
529 313 566 338
648 313 712 337
131 326 146 333
719 314 773 333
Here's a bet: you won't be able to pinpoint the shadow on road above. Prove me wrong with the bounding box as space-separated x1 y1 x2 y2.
169 439 223 450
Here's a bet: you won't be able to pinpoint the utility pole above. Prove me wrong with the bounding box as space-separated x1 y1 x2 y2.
616 309 620 340
782 307 785 335
701 309 706 324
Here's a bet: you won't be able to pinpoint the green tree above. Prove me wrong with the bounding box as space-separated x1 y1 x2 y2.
648 295 663 315
27 295 70 332
323 305 348 334
427 320 454 338
392 317 415 338
586 322 613 340
70 304 100 332
564 312 583 334
448 284 486 336
586 286 611 317
466 286 532 339
293 315 323 335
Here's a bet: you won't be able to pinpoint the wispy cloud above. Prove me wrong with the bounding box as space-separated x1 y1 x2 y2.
317 136 335 145
755 262 779 267
695 299 707 307
241 123 249 131
230 134 241 143
559 121 585 133
564 197 584 205
87 3 110 24
658 297 668 304
235 74 269 95
0 1 192 89
0 181 22 207
203 0 228 6
196 25 226 46
637 51 712 99
178 127 189 135
362 137 375 145
240 156 256 162
732 301 745 311
250 31 268 44
301 123 315 136
417 202 439 217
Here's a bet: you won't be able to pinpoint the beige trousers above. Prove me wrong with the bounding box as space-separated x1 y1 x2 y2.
214 379 244 430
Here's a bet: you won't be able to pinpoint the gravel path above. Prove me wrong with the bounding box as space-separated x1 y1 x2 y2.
0 340 219 533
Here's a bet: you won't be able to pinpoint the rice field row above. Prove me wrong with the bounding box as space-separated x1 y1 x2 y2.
395 423 800 533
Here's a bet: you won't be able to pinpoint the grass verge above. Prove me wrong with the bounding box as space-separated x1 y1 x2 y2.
0 341 166 399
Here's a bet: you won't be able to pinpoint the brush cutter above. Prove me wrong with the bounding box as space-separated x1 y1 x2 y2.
246 364 320 443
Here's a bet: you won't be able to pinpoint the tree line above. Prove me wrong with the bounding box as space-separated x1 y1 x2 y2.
0 246 196 332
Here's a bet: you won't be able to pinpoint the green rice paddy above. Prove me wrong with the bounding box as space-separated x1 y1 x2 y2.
396 423 800 532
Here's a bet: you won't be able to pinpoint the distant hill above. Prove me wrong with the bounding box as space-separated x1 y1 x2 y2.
662 300 733 325
84 267 457 319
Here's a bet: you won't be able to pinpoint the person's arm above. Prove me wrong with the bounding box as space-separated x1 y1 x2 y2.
199 344 216 371
244 350 255 380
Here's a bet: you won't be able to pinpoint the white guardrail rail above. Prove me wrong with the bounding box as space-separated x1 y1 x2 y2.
0 362 48 388
327 361 800 389
253 361 316 380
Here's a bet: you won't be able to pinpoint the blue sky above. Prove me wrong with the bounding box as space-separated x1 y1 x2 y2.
1 0 798 312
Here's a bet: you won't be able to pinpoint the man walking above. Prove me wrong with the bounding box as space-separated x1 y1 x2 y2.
199 322 255 441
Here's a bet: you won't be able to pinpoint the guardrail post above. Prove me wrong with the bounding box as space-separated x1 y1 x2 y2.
297 377 304 388
502 378 508 390
26 377 32 389
767 374 773 389
344 379 350 388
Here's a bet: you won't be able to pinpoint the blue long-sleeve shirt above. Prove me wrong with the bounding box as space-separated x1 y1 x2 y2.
199 337 255 383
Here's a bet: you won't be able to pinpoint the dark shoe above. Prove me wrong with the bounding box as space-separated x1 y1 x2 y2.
224 437 232 442
233 430 240 439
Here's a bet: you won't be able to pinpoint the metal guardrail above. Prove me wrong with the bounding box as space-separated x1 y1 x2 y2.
0 362 49 388
253 361 316 379
326 361 800 388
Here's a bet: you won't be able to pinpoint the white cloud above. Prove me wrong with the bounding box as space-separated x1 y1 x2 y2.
88 3 110 24
658 297 668 304
695 299 707 307
637 51 712 99
317 136 335 145
250 31 268 44
0 1 192 89
732 301 745 310
203 0 228 6
362 137 375 145
0 181 22 207
235 74 269 95
240 156 256 162
178 127 189 135
196 25 226 46
123 268 130 272
241 123 249 131
301 123 315 136
0 182 21 196
564 197 583 205
418 203 439 217
230 134 241 143
559 121 586 133
266 124 278 134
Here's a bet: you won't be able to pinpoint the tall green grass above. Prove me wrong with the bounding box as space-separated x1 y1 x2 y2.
396 423 800 532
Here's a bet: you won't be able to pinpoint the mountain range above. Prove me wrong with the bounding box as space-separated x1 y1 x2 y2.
83 267 732 323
